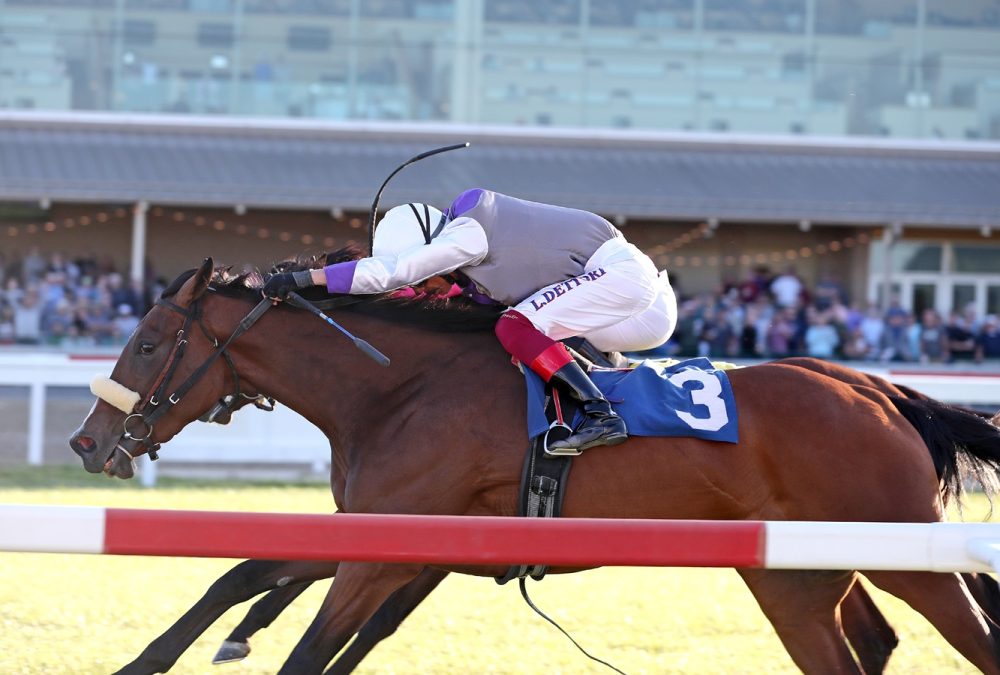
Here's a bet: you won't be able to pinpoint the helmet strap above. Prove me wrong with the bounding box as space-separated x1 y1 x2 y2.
431 210 448 239
408 203 434 245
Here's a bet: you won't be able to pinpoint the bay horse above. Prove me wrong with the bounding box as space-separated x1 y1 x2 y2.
71 256 1000 674
115 356 1000 675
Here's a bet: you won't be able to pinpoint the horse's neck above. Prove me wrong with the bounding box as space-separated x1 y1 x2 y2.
234 309 510 452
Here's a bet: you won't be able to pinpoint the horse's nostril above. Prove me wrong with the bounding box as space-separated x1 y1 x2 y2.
72 434 96 452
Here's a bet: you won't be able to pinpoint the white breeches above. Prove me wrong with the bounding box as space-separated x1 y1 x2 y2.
514 238 677 353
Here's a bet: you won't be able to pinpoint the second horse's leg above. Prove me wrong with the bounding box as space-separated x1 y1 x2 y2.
115 559 338 675
740 568 862 674
213 580 315 664
839 579 898 674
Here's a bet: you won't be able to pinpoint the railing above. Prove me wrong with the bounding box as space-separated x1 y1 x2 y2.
3 505 1000 576
0 353 330 486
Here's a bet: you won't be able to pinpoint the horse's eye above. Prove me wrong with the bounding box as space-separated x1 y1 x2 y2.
138 342 155 355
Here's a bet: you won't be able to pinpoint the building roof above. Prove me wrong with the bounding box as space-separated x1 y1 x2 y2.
2 111 999 228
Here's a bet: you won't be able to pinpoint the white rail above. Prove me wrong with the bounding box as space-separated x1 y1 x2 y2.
0 353 330 486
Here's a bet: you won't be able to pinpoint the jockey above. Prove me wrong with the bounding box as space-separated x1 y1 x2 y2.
263 188 677 452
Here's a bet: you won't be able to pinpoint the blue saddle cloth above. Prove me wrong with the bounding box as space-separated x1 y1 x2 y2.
524 357 739 444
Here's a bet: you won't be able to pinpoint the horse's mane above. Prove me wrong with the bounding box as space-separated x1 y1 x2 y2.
160 246 504 333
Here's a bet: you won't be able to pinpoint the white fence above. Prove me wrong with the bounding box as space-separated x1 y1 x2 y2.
0 353 329 486
3 352 1000 487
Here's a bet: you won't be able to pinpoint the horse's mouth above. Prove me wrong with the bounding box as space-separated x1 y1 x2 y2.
103 446 137 480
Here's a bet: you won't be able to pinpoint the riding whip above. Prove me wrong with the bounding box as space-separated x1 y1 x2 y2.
285 292 390 367
367 142 470 255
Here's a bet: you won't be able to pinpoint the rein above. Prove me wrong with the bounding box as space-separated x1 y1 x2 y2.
111 295 273 462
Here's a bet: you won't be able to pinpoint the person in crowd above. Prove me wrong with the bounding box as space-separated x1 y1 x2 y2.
737 267 770 304
804 310 840 359
111 304 141 343
698 308 737 357
766 305 798 357
858 304 885 359
2 277 24 308
107 273 143 316
976 315 1000 362
880 311 914 362
42 298 75 346
917 309 948 363
21 247 46 283
813 272 845 311
946 311 977 362
842 327 873 360
770 265 804 308
738 305 762 358
0 302 15 344
13 288 43 345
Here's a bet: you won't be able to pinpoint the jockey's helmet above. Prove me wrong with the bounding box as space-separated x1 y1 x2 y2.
373 203 447 258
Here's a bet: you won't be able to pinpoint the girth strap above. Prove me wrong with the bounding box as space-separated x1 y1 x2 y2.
496 388 576 585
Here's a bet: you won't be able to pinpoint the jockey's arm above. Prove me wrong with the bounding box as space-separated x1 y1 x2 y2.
314 217 488 294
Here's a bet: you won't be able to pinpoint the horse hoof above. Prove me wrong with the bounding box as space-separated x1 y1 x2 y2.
212 641 251 664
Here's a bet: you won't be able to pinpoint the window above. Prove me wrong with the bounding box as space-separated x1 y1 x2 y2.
912 283 937 317
988 285 1000 316
123 19 156 47
197 23 234 49
953 284 976 313
953 245 1000 273
891 243 942 272
287 26 331 51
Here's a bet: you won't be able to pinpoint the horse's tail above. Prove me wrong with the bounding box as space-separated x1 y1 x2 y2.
893 382 997 421
888 396 1000 507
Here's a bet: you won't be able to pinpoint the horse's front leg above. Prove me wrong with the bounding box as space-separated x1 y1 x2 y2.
115 559 339 675
278 561 425 675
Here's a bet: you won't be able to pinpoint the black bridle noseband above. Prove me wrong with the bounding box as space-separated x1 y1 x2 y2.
112 294 273 463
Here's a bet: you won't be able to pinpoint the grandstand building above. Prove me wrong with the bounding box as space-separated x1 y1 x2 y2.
1 0 999 315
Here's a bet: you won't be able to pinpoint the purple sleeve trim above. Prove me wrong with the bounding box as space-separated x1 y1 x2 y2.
448 188 485 219
324 260 358 294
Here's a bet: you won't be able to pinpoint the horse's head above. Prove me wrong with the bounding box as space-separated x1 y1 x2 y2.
69 258 240 479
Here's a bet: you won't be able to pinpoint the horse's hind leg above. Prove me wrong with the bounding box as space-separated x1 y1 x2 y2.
966 572 1000 625
840 580 898 674
213 581 314 664
865 570 1000 674
278 561 425 675
739 569 862 674
114 559 338 675
326 567 449 675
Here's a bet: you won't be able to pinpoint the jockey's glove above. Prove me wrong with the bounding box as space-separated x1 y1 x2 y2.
263 270 315 299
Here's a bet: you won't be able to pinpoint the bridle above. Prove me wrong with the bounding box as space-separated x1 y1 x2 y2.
111 294 273 463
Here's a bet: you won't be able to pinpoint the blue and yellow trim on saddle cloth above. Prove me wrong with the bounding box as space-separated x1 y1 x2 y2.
523 357 740 444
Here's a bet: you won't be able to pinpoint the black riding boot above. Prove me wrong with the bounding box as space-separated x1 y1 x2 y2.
546 361 628 454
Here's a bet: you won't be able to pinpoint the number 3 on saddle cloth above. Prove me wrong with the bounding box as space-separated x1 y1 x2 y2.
522 356 740 445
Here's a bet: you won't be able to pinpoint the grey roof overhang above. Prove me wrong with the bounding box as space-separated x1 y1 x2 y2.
1 111 998 228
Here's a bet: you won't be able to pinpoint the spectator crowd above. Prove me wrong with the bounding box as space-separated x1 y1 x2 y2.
0 248 158 348
4 248 1000 364
662 265 1000 364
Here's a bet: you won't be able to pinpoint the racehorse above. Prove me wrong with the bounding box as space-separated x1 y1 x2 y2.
71 256 1000 674
114 356 1000 675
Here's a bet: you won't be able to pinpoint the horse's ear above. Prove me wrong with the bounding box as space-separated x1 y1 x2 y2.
175 257 214 307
